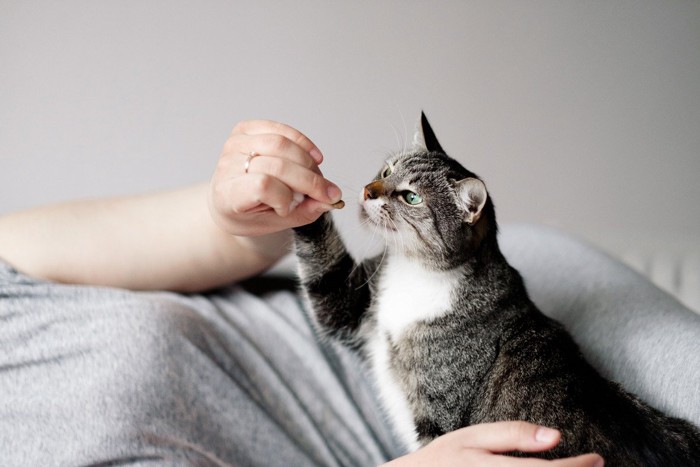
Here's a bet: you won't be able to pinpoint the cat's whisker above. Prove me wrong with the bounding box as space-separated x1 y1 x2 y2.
323 173 361 201
399 110 410 155
388 216 404 256
390 122 401 156
382 215 398 258
335 182 359 194
351 214 385 288
353 211 391 291
347 210 386 283
347 221 376 282
355 237 387 291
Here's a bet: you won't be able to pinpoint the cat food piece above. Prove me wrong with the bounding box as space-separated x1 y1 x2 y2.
331 200 345 209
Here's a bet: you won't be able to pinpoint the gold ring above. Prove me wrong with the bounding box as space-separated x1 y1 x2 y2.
244 152 259 174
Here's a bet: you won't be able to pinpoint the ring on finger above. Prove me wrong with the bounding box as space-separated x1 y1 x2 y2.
244 152 260 174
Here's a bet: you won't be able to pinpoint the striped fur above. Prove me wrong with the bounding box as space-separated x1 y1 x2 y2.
293 114 700 465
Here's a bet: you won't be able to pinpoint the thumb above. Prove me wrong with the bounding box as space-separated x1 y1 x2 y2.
451 421 561 453
289 197 335 227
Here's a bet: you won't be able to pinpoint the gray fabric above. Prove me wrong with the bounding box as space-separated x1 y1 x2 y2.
1 223 698 466
500 224 700 426
0 269 401 466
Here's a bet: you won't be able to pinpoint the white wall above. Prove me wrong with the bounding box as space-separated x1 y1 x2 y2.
2 0 699 255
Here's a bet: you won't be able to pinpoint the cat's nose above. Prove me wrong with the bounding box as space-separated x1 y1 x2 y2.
363 181 385 200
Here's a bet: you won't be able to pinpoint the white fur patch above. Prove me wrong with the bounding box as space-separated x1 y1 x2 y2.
369 255 461 451
368 332 422 452
376 256 459 341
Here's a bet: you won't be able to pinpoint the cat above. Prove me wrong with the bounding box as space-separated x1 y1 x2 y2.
292 113 700 466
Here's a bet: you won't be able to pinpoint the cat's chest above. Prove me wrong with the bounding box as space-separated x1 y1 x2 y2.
375 257 460 340
369 257 461 450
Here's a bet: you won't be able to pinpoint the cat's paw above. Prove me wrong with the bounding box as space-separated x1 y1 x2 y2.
292 211 332 238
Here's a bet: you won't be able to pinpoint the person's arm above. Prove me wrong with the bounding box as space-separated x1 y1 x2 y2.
0 183 286 291
0 120 344 292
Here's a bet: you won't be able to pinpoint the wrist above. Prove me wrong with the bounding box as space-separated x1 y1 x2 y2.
234 230 292 262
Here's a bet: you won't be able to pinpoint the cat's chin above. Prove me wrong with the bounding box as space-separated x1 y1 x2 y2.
360 202 397 234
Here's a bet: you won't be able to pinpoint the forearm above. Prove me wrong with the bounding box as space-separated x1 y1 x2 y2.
0 183 289 292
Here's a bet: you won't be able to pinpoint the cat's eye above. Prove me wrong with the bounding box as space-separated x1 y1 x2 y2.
401 191 423 205
381 165 393 178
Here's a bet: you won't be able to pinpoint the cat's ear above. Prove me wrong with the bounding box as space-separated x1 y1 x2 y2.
413 111 445 154
456 178 487 224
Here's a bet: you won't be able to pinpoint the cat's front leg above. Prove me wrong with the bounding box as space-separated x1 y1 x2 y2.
293 213 376 346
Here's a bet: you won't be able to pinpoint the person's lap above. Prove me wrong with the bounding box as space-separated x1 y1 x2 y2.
1 223 698 466
0 265 401 466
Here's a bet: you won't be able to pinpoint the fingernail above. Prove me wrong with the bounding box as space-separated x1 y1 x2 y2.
310 148 323 163
327 185 342 203
593 459 604 467
534 427 559 443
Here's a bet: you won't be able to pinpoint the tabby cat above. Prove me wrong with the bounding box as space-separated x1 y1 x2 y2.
293 114 700 465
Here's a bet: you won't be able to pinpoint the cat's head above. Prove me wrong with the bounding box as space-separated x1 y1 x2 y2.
360 113 496 269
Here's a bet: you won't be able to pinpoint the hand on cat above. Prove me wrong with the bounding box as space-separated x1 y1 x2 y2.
208 119 343 237
382 421 604 467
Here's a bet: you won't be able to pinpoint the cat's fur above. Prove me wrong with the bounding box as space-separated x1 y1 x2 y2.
293 114 700 465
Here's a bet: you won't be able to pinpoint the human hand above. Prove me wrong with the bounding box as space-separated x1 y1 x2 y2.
382 421 604 467
208 120 343 237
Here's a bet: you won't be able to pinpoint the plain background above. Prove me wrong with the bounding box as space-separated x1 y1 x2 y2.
1 0 699 257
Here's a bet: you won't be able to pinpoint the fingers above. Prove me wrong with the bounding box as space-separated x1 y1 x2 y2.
382 422 604 467
449 421 604 467
231 174 296 217
210 119 342 236
451 421 561 453
549 453 604 467
213 173 334 223
243 154 341 206
485 453 603 467
480 453 603 467
235 133 321 174
231 119 324 164
224 120 342 205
